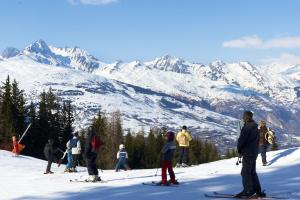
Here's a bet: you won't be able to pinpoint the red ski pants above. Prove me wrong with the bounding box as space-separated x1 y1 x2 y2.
161 160 175 184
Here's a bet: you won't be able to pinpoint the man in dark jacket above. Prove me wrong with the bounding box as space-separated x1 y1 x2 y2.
43 139 60 174
236 111 264 198
84 126 101 182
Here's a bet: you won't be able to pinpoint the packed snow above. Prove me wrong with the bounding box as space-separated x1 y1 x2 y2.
0 148 300 200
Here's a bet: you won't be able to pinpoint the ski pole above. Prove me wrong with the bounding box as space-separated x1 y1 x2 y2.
155 168 159 176
18 123 32 144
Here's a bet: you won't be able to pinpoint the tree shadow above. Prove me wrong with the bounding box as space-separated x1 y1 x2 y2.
267 148 298 166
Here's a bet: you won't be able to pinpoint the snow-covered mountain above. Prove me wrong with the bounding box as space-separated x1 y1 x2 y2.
1 148 300 199
1 40 300 150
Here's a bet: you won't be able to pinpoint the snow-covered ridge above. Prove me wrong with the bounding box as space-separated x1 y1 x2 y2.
1 40 300 150
1 148 300 199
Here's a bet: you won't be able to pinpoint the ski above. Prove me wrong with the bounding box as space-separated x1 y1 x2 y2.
213 192 290 199
69 179 108 183
142 181 179 187
204 192 289 199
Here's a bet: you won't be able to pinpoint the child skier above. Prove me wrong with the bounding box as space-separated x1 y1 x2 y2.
67 132 81 172
43 139 61 174
160 130 178 185
115 144 130 172
64 140 73 172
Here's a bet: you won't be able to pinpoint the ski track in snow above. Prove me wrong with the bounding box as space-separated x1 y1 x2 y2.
1 148 300 200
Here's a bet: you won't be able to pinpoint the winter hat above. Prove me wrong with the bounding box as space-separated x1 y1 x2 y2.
165 131 175 141
119 144 125 150
259 120 267 126
73 132 79 137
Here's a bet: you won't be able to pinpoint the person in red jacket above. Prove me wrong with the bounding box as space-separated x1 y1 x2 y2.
160 131 178 185
12 136 20 155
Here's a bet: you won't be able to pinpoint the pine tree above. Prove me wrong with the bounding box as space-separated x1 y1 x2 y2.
61 101 74 149
11 79 26 138
144 129 159 168
0 76 14 149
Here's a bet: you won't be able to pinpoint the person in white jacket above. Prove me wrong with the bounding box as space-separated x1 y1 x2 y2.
67 132 81 172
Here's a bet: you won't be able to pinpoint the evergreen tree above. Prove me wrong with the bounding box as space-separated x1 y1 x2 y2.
11 79 26 137
0 76 14 149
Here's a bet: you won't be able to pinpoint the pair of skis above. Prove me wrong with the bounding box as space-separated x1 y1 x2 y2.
205 192 290 199
69 179 108 183
142 181 180 187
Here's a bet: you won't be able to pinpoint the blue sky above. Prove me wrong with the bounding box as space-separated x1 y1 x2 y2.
1 0 300 64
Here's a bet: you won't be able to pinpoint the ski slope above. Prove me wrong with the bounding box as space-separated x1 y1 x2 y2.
1 148 300 200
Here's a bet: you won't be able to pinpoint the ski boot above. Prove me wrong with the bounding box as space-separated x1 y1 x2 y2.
168 179 179 185
181 163 189 168
175 163 182 168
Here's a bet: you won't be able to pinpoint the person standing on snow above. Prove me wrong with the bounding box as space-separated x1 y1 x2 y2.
85 126 102 182
115 144 130 172
67 132 81 172
43 139 61 174
176 126 192 167
64 139 73 172
159 130 178 186
258 120 270 166
236 111 265 198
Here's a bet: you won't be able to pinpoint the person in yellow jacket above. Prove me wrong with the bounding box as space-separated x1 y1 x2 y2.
176 126 192 167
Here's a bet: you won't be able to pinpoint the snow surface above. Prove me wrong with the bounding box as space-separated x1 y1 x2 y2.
1 148 300 200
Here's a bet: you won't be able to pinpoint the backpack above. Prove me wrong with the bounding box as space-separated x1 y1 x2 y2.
265 128 276 145
91 135 101 152
69 138 79 148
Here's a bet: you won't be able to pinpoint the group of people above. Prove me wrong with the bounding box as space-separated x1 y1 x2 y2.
12 110 275 192
41 125 193 184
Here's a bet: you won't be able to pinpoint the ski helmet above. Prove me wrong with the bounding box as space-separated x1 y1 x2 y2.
165 131 175 141
119 144 125 150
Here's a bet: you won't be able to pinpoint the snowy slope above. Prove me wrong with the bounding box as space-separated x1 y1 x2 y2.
1 148 300 200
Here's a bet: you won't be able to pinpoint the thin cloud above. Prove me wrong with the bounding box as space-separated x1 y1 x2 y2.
68 0 118 6
223 35 300 49
261 53 300 67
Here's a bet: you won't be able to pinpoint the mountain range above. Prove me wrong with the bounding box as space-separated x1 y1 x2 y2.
1 39 300 151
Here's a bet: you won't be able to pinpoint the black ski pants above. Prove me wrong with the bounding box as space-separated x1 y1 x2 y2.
86 153 98 176
178 147 189 164
241 156 262 194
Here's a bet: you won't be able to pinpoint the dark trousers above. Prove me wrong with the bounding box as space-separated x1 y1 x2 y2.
115 159 130 171
241 156 262 194
72 154 79 168
46 160 53 172
86 153 98 176
161 160 175 184
178 147 189 164
46 156 57 172
259 144 269 163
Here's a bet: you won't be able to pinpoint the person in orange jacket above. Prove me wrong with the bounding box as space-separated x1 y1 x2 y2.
12 136 25 156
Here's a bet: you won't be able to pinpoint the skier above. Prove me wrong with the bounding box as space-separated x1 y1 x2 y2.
159 130 178 185
236 111 265 198
67 132 81 172
258 120 270 166
84 126 101 182
115 144 130 172
43 139 61 174
175 126 192 167
64 139 73 172
12 135 25 156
